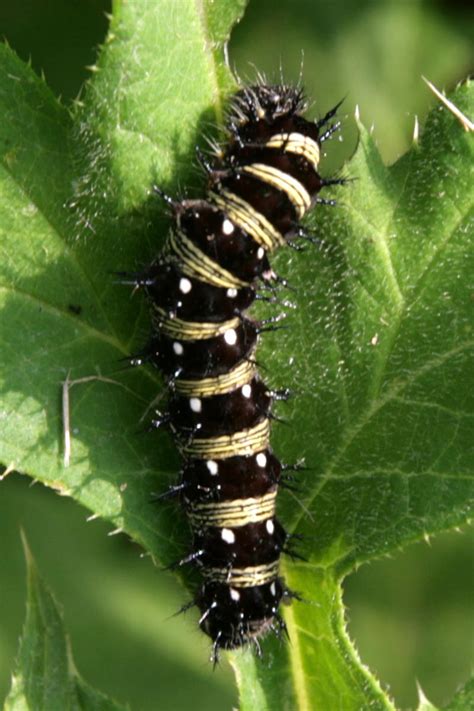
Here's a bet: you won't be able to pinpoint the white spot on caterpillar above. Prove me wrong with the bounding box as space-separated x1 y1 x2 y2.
229 588 240 601
179 277 192 294
206 460 218 475
257 247 265 259
266 519 275 535
222 218 235 235
173 342 184 355
226 287 238 298
221 528 235 544
241 384 252 398
224 328 237 345
256 452 267 468
189 397 202 413
270 582 277 596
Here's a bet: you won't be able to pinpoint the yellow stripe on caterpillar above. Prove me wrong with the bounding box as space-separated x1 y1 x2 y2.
211 191 285 250
265 131 320 170
166 230 249 289
202 560 280 587
174 359 256 397
152 307 240 341
243 163 311 219
188 490 277 529
179 418 271 459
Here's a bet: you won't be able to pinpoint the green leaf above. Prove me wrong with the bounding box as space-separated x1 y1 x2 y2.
0 1 472 710
416 682 439 711
442 677 474 711
0 1 247 564
234 80 473 709
76 0 247 214
4 536 125 711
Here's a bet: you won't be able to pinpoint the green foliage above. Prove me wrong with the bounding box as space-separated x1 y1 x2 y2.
0 1 472 709
5 537 125 711
443 678 474 711
226 80 473 710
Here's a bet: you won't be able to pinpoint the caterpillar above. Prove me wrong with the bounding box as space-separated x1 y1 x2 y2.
128 82 342 659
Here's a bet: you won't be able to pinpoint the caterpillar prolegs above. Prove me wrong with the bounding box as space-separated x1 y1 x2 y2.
129 83 342 657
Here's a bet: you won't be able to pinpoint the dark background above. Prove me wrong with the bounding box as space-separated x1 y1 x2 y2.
0 1 472 710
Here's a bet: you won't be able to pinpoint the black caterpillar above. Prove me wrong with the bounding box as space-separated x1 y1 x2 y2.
127 82 342 658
